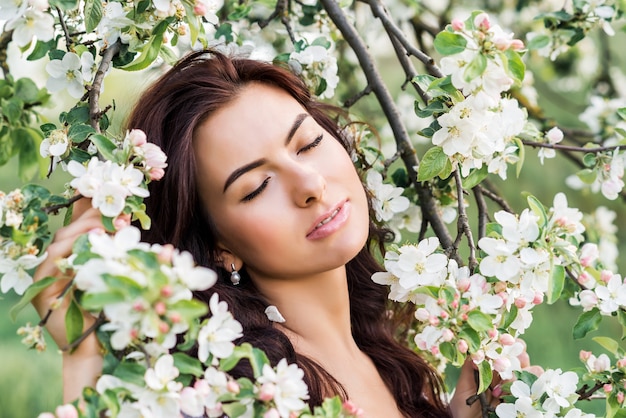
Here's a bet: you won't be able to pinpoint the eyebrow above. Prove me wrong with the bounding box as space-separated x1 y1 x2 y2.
222 113 310 193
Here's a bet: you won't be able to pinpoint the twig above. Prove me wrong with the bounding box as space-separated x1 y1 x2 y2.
320 0 456 257
343 85 373 108
473 186 488 240
522 140 626 154
387 31 430 105
577 381 606 400
476 184 513 213
38 279 76 328
452 170 477 271
56 7 74 48
89 42 121 132
0 30 12 77
466 370 495 418
362 0 443 78
258 0 297 45
43 194 84 215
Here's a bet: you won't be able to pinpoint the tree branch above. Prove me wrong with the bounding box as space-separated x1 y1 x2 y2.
0 30 12 78
476 184 513 213
320 0 456 256
89 42 121 132
43 194 84 215
473 185 488 240
343 85 373 108
452 170 477 271
362 0 443 78
56 7 74 48
522 140 626 154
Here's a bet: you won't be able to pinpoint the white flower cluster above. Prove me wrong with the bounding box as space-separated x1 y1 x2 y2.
571 268 626 316
567 149 626 200
46 52 97 99
289 42 339 99
124 129 169 181
436 14 528 179
0 0 53 48
197 293 243 364
0 189 47 295
495 369 587 417
73 226 217 350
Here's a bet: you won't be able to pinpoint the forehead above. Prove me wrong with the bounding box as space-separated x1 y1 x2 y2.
192 83 308 187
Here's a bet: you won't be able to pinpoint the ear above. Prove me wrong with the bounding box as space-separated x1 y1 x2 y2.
216 244 243 272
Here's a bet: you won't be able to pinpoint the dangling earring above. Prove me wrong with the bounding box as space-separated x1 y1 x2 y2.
230 263 241 286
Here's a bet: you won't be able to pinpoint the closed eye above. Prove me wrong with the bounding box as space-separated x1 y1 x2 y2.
242 178 270 202
297 134 323 155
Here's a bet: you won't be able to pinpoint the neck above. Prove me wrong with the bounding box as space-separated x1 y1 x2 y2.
252 266 359 357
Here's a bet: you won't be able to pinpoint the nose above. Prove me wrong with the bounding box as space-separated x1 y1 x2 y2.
288 162 326 207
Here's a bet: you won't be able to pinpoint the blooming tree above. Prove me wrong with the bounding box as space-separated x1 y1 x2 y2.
1 0 626 417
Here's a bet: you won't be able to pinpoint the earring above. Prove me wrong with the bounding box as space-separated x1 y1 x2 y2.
230 263 241 286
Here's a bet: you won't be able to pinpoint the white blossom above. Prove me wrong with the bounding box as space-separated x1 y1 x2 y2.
197 293 243 363
4 8 54 47
46 52 85 99
366 170 410 222
257 359 309 417
0 253 47 294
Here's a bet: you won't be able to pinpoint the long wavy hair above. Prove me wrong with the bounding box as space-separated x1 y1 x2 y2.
126 50 450 417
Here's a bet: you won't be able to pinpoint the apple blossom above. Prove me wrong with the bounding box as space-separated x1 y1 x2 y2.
257 359 309 418
366 170 410 222
197 293 243 362
46 53 85 99
4 8 54 47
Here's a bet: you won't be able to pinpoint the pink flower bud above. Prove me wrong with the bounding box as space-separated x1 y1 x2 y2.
55 404 78 418
451 18 465 32
617 392 625 404
259 382 276 402
460 313 468 321
437 298 446 306
193 0 206 15
457 277 471 292
451 299 459 309
471 350 485 363
160 285 173 298
457 339 469 354
227 381 240 394
429 316 440 326
158 245 175 263
442 328 454 342
514 298 526 309
499 334 516 346
491 384 503 398
415 308 430 321
150 167 166 181
169 312 182 323
579 350 592 361
461 304 470 312
617 358 626 368
130 328 139 339
474 13 490 31
343 400 364 416
510 39 525 51
133 301 146 312
601 270 613 284
604 384 613 393
533 292 544 305
493 357 512 373
488 329 499 339
154 301 167 316
430 345 440 355
440 311 449 320
263 409 280 418
128 129 147 146
494 38 510 51
158 321 170 334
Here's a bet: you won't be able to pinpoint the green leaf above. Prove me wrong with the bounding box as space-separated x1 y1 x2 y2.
463 53 487 82
582 152 597 167
501 305 518 330
476 360 493 394
65 105 90 125
2 97 23 125
592 336 620 356
84 0 103 32
113 361 147 387
121 19 171 71
434 31 468 55
526 34 550 50
27 39 56 61
461 166 488 189
526 195 547 227
467 310 493 332
222 403 247 418
81 291 127 311
617 107 626 121
15 78 40 103
576 168 597 184
68 124 95 143
504 50 525 85
65 298 84 346
169 299 209 320
547 264 565 304
172 352 204 377
417 146 449 181
573 308 602 340
50 0 79 10
514 136 525 178
9 276 57 321
16 127 44 181
415 100 447 118
458 327 481 352
90 134 118 161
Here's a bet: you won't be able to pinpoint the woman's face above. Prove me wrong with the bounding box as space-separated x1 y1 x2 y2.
193 83 370 282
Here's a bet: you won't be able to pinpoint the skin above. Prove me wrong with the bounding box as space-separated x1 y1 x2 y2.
32 83 496 417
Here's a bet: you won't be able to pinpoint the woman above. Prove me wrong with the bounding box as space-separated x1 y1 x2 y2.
33 51 488 417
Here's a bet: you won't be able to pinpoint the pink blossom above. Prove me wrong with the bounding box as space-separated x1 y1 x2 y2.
618 392 625 404
343 400 364 416
474 13 490 31
150 167 165 181
510 39 525 50
457 339 469 353
499 334 515 346
579 350 592 361
264 409 280 418
227 380 240 394
128 129 147 146
259 382 276 401
55 405 78 418
604 384 613 393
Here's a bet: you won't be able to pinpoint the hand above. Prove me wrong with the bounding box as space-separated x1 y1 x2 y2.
31 198 130 401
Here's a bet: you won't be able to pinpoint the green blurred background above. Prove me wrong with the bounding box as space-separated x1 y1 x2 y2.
2 29 626 417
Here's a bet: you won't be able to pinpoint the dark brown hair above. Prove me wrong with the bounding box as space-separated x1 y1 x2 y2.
126 50 450 417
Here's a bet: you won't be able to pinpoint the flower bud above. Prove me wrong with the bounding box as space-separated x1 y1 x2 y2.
457 339 469 354
493 357 512 374
193 0 206 15
440 311 449 320
227 380 240 394
442 328 454 342
128 129 147 146
617 392 625 404
169 312 182 323
533 292 544 305
604 384 613 393
617 357 626 368
430 345 440 355
510 39 525 51
55 404 78 418
491 384 503 398
160 285 173 297
437 297 446 306
514 298 526 309
471 350 485 363
263 409 280 418
601 270 613 284
451 18 465 32
158 321 170 334
150 167 165 181
154 301 167 316
343 400 364 416
429 316 440 326
457 277 471 292
259 382 276 402
499 334 516 346
488 328 499 339
579 350 592 361
474 13 490 31
415 308 429 321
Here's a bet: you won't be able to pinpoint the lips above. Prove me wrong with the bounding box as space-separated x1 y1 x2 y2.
306 200 350 239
